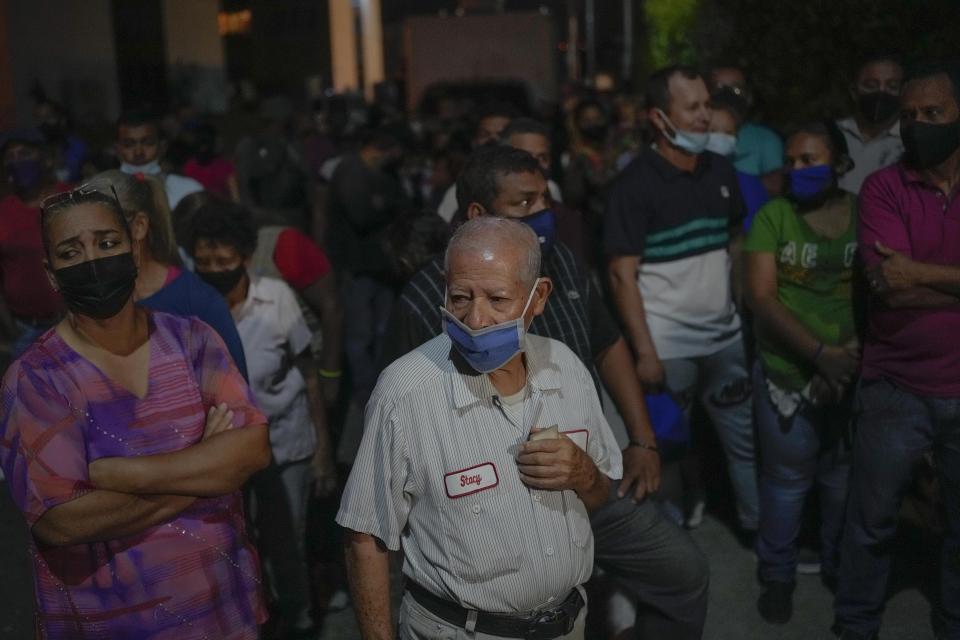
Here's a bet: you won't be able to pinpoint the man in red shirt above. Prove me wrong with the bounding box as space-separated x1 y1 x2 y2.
0 129 66 357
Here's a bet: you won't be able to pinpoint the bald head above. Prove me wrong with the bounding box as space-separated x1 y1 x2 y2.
445 217 541 291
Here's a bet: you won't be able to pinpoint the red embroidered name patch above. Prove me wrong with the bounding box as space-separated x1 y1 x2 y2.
444 462 499 499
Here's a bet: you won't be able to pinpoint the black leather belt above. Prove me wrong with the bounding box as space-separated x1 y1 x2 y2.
407 581 583 639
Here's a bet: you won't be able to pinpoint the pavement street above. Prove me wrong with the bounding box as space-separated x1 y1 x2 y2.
0 481 934 640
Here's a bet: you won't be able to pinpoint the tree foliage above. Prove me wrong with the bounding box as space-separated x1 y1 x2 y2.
641 0 960 128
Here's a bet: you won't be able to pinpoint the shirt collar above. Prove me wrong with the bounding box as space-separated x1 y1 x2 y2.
448 335 563 410
234 275 272 320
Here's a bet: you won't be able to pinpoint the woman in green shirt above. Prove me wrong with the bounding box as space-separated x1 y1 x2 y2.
744 122 857 624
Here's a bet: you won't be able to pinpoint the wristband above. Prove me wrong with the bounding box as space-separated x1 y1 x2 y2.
628 440 659 453
318 368 343 379
812 342 825 363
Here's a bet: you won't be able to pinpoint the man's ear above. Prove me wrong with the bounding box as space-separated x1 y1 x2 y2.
648 108 671 138
158 139 168 160
530 277 553 317
465 202 486 220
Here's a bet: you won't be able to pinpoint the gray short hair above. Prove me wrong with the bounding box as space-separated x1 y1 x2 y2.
444 217 541 290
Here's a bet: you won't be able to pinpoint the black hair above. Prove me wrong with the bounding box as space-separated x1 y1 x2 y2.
500 117 550 141
188 200 258 259
476 101 519 124
645 65 705 114
709 87 748 125
385 209 452 279
40 187 132 258
358 125 404 152
785 121 852 174
116 110 161 138
852 52 904 82
455 145 542 217
903 60 960 106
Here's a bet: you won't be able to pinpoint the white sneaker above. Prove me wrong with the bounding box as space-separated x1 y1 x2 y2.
685 500 706 529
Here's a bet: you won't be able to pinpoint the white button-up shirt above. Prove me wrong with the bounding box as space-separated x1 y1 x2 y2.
233 275 315 464
836 116 903 195
337 333 622 614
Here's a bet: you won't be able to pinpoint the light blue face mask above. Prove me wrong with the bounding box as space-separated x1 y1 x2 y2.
705 132 738 158
441 280 540 373
656 109 709 155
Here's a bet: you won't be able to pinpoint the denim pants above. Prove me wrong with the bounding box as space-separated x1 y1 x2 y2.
660 337 760 530
753 364 851 584
341 274 394 404
834 378 960 639
590 486 710 640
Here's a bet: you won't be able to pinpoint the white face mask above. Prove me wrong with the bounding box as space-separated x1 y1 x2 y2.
656 109 709 155
120 159 162 176
705 132 738 158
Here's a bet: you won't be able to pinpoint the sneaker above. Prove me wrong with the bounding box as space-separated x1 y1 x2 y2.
685 499 706 529
327 588 350 611
757 581 794 624
796 547 822 575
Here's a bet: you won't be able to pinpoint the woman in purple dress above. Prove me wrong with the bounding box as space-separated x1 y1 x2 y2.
0 185 271 638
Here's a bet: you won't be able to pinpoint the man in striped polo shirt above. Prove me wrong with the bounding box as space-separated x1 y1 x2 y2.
606 65 759 539
338 218 622 639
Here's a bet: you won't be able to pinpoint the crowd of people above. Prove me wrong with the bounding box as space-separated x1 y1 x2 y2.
0 50 956 640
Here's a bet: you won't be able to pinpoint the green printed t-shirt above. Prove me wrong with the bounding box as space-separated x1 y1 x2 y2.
744 196 858 390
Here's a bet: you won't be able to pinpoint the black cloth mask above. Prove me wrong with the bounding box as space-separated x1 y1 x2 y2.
902 119 960 170
54 252 138 320
197 265 246 295
857 92 900 125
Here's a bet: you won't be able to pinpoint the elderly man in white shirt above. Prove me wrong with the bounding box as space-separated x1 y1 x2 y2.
338 217 622 640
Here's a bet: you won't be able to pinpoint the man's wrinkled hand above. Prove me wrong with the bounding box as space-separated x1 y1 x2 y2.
516 436 595 493
618 446 660 501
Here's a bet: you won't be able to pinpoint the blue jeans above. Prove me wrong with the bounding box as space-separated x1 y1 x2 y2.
834 378 960 639
660 337 759 530
341 274 394 404
754 364 850 584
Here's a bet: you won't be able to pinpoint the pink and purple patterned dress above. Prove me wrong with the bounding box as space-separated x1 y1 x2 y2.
0 311 267 639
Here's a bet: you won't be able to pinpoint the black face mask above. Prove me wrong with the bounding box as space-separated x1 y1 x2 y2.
857 92 900 125
902 120 960 170
54 252 138 320
579 124 608 143
197 265 246 295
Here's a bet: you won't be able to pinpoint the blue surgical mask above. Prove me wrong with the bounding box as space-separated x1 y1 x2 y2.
656 109 709 155
705 132 737 158
521 209 557 254
441 280 540 373
788 164 834 202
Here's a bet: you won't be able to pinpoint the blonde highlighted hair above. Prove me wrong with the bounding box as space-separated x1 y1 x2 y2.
86 170 182 265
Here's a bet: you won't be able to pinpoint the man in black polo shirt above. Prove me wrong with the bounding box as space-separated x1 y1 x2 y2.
606 65 759 539
383 145 710 639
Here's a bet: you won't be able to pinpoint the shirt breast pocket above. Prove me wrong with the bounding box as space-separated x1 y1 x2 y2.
439 463 523 583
